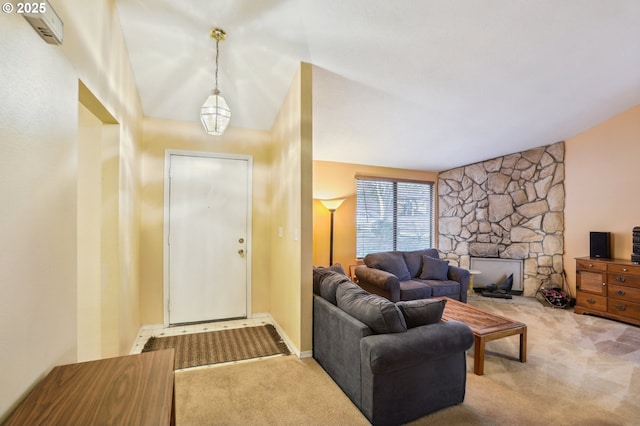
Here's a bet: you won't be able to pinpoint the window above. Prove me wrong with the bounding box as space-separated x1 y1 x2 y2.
356 178 434 258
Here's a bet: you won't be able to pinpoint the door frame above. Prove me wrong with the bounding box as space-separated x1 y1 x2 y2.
163 149 253 327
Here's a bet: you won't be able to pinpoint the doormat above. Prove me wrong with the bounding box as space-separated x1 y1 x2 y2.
142 324 290 370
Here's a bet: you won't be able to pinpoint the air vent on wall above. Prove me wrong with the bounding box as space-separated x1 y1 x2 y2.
22 0 63 45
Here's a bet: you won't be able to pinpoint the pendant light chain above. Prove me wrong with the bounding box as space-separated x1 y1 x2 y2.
214 36 220 94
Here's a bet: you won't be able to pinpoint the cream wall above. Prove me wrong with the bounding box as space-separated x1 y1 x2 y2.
0 1 143 420
564 104 640 292
140 118 274 324
313 161 438 270
77 103 103 361
59 0 143 358
270 63 314 354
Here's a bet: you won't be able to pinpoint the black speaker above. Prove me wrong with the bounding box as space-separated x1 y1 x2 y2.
590 232 611 259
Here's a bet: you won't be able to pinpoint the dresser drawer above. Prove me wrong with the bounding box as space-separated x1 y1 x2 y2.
607 299 640 320
608 263 640 275
607 273 640 289
607 284 640 304
576 259 606 272
576 292 607 312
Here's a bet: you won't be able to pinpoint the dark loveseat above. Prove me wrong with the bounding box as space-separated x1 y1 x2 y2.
313 267 474 425
355 249 470 303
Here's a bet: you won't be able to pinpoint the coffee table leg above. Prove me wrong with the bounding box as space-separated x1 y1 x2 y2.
519 328 527 363
474 335 485 375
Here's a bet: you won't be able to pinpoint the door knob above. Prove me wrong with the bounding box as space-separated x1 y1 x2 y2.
238 249 244 255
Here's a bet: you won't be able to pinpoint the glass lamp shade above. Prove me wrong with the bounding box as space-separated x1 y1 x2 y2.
200 92 231 135
319 198 345 211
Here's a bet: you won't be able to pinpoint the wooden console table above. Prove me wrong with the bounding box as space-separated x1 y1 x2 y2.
4 349 175 426
437 297 527 375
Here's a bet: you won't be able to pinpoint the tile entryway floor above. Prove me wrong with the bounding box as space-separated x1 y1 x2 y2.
130 317 273 355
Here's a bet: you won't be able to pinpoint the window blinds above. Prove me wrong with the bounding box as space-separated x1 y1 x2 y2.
356 178 433 258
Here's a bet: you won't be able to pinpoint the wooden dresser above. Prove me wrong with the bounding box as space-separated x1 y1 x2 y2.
575 257 640 326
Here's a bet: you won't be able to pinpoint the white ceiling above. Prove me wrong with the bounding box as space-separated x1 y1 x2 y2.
115 0 640 171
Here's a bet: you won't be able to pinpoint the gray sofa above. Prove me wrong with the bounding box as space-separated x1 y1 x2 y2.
355 249 470 303
313 267 474 425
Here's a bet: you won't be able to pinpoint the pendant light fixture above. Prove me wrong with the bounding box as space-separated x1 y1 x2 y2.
200 27 231 135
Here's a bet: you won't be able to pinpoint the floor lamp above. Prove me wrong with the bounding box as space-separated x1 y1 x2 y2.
319 198 345 266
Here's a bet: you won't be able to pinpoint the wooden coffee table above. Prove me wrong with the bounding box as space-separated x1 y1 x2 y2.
437 297 527 375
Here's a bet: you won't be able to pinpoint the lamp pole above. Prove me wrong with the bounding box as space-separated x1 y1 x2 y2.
329 208 336 266
319 198 345 266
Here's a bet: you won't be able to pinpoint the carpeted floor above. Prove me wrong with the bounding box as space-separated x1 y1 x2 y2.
176 356 369 425
411 295 640 425
143 324 289 370
175 297 640 425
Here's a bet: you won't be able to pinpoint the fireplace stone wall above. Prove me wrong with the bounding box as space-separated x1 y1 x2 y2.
438 142 565 296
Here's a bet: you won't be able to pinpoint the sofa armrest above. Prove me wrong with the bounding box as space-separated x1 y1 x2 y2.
447 265 470 303
354 266 400 301
360 320 473 374
313 295 372 405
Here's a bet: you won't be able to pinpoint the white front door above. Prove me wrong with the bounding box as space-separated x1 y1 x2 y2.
165 152 251 325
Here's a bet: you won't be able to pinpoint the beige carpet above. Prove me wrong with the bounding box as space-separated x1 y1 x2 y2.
175 297 640 425
175 355 369 425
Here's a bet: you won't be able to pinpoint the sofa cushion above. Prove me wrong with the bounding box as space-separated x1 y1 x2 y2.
396 299 446 328
364 251 411 281
313 267 350 305
419 279 461 298
337 282 407 334
402 249 440 278
419 255 449 280
399 280 433 301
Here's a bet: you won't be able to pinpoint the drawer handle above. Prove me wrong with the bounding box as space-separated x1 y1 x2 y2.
623 268 628 272
615 305 627 311
616 276 626 283
588 264 593 267
616 290 626 296
587 298 596 304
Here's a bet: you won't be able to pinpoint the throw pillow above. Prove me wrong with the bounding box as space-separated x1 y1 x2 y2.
363 251 411 281
396 299 447 328
402 249 440 278
419 255 449 280
336 282 407 334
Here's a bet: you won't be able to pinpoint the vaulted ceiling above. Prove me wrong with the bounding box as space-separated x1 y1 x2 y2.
115 0 640 171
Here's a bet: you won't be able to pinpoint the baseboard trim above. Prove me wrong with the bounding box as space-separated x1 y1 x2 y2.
261 314 302 358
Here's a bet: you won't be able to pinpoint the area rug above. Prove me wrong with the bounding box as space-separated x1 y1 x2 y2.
142 324 290 370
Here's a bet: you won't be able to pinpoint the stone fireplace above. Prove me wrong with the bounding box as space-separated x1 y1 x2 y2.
438 142 565 297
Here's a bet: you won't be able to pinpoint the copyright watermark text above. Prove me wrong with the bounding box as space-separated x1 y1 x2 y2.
3 2 48 14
